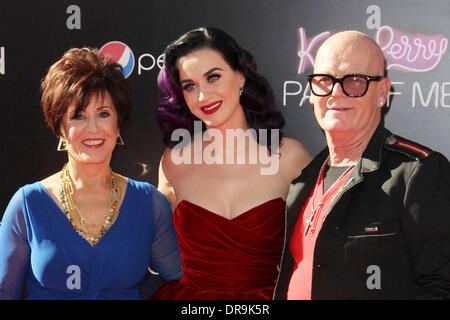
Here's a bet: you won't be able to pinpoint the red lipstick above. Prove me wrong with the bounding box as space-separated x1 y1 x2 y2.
200 101 222 115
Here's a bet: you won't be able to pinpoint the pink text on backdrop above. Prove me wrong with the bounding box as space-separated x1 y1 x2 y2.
297 26 448 73
375 26 448 72
297 27 330 74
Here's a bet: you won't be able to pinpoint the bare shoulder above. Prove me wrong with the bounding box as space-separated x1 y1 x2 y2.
160 147 182 178
158 147 178 209
40 172 60 190
280 137 311 162
279 137 312 179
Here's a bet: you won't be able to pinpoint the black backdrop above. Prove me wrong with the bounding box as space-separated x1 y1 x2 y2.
1 0 449 217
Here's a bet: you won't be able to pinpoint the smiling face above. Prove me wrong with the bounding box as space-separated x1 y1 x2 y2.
176 47 246 130
310 31 390 139
60 91 120 165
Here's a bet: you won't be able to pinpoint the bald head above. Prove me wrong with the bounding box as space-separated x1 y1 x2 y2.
309 30 392 150
315 30 386 76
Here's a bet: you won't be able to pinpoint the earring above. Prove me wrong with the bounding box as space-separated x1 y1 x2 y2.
57 138 67 151
380 100 384 105
116 134 125 145
239 87 244 96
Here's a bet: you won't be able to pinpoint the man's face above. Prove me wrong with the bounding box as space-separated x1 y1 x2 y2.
310 38 390 139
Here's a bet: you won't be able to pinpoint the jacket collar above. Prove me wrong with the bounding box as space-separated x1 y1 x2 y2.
358 122 392 173
292 122 392 186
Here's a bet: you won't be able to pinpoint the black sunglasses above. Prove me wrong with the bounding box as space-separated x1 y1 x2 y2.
307 74 385 97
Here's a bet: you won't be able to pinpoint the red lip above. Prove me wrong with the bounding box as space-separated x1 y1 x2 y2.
200 101 222 115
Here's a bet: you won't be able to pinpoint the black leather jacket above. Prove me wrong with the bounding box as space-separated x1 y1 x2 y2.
274 124 450 299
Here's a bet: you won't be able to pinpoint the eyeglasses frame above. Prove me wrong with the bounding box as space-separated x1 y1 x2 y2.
307 73 385 97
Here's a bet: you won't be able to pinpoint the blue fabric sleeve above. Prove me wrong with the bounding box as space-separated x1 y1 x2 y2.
0 189 30 299
148 187 182 281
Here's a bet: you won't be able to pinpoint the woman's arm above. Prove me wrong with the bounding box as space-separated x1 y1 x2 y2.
0 189 30 299
148 186 182 281
158 149 177 211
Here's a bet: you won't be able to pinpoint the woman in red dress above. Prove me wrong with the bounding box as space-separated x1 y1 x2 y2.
151 27 311 299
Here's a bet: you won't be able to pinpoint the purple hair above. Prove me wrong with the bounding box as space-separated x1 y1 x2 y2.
155 27 284 150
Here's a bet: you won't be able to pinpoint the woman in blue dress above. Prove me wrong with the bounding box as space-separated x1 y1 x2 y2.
0 47 182 299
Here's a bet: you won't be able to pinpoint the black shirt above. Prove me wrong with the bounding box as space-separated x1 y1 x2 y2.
323 165 351 193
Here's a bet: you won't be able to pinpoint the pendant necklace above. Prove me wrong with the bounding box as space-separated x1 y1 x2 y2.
59 163 120 245
304 156 355 236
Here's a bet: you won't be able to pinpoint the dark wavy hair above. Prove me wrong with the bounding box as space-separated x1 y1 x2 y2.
156 27 284 150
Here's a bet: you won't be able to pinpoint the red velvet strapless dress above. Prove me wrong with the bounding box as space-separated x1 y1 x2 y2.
151 197 285 300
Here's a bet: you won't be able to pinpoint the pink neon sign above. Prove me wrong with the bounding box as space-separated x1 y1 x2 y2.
375 26 448 72
297 27 330 74
297 26 448 73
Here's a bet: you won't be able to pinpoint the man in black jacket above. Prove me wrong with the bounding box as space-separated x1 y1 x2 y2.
274 30 450 299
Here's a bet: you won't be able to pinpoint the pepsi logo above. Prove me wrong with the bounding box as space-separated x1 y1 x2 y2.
99 41 135 78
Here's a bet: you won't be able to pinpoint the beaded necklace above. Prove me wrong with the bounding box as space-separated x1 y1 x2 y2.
304 156 355 236
59 163 120 245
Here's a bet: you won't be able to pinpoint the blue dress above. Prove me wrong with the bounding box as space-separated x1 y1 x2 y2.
0 179 182 299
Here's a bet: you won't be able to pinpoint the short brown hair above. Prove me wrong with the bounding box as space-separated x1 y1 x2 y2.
41 47 131 136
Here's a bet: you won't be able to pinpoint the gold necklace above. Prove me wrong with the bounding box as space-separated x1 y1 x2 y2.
59 163 120 245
